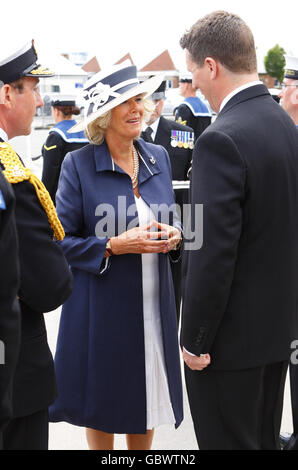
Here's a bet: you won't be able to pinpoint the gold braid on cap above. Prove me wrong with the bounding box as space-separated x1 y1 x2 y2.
0 142 65 241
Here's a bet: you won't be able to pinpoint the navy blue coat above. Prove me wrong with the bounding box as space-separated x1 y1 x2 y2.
49 138 183 433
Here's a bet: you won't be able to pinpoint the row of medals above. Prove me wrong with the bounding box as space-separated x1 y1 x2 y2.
171 130 195 149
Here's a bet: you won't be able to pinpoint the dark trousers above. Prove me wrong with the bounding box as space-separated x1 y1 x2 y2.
172 187 189 325
170 259 182 323
289 362 298 435
283 362 298 449
2 409 49 450
185 361 288 450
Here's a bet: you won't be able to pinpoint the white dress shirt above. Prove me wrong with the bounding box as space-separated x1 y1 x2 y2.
0 128 8 142
143 117 160 142
219 80 263 112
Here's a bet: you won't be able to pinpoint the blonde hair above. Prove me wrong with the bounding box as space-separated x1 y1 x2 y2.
85 95 154 145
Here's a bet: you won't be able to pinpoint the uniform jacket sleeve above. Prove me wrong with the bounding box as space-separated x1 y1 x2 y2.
175 104 192 127
181 130 246 355
14 178 73 313
42 132 65 202
0 173 20 433
55 152 108 275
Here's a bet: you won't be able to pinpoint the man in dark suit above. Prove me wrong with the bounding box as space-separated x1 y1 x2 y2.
0 171 20 449
180 11 298 449
0 41 73 449
141 82 193 321
278 55 298 451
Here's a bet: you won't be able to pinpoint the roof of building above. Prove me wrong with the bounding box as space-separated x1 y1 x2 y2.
82 56 101 73
140 49 177 72
114 53 134 65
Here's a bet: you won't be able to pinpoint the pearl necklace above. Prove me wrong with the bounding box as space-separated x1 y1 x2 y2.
131 145 139 189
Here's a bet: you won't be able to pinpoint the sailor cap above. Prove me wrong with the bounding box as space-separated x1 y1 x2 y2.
51 95 77 107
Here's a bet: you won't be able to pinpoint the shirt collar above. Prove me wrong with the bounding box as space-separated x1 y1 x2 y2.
143 118 160 141
0 128 8 142
93 139 161 181
219 81 263 112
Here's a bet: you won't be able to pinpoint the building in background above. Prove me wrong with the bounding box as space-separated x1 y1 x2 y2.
139 49 179 89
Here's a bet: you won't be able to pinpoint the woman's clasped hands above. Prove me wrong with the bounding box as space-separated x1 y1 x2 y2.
110 220 181 255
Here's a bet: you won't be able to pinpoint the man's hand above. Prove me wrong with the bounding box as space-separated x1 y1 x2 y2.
183 347 211 371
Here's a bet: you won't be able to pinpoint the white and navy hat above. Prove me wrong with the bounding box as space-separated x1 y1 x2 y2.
69 62 164 133
0 40 54 85
51 95 77 107
284 55 298 80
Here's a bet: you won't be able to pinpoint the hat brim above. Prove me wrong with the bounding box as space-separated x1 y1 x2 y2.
25 64 54 78
68 74 164 133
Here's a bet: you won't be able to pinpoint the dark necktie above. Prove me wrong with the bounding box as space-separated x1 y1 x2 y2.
143 126 154 143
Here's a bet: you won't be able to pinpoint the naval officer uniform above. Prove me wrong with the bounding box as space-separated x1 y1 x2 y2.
0 40 73 449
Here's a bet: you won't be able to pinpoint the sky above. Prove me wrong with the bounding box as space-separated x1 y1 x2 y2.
1 0 297 71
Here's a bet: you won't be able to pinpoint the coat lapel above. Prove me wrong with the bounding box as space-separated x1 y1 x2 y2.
219 84 270 117
93 140 118 173
135 138 161 186
93 139 161 185
154 117 170 151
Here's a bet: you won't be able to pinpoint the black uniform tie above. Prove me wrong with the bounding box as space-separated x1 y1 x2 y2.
143 126 154 143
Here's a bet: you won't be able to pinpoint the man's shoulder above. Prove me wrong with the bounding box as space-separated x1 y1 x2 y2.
160 116 193 133
175 102 192 114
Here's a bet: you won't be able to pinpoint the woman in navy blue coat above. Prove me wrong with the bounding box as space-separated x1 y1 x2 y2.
49 64 183 450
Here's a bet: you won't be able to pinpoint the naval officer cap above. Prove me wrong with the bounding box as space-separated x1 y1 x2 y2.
151 80 167 100
179 72 193 83
284 55 298 80
0 39 54 85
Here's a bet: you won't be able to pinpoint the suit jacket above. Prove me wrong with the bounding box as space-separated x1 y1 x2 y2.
0 171 20 439
181 84 298 370
0 138 73 417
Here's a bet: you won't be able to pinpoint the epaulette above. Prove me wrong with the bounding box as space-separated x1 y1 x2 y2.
0 142 65 241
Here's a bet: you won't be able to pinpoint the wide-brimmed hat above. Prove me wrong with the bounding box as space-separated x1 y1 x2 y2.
0 40 54 85
68 63 164 133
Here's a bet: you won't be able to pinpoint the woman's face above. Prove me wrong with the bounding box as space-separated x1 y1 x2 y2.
108 94 144 140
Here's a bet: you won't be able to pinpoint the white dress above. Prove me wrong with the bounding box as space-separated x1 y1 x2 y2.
134 195 176 430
